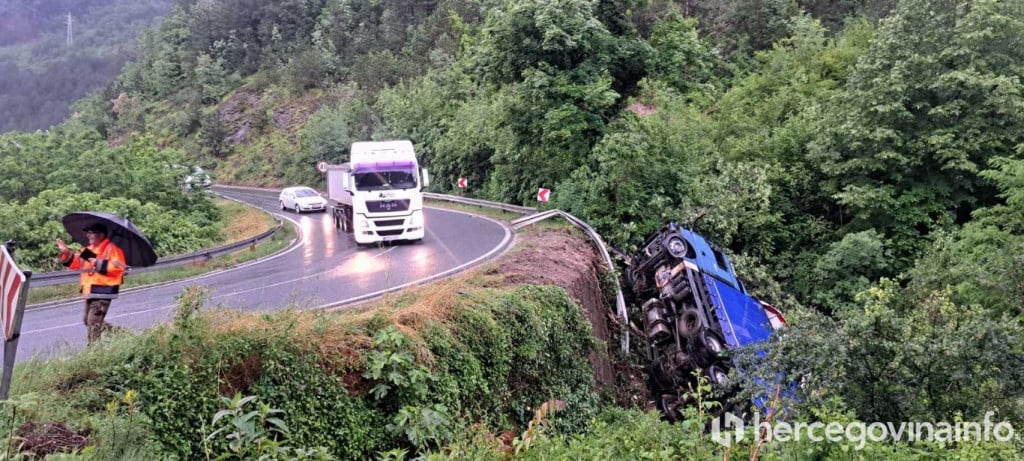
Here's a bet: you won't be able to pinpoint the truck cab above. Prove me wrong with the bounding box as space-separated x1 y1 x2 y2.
326 141 430 245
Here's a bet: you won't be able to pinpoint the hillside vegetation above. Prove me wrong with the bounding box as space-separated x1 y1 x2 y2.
4 232 606 460
0 0 172 132
3 0 1023 458
0 129 224 271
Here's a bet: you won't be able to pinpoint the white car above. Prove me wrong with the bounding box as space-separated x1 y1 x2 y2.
279 186 328 213
183 166 212 191
172 164 212 191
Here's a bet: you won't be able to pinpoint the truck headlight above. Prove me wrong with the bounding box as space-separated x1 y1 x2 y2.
666 236 687 258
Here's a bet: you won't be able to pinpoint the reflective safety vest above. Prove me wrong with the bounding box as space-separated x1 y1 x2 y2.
61 238 126 299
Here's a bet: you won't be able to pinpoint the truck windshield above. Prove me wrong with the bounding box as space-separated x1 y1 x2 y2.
353 168 418 191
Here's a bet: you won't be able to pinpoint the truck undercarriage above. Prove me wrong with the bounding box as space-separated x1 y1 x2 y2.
625 223 785 421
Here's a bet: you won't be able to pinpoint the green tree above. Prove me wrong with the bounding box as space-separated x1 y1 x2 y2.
806 229 890 311
292 93 374 185
645 13 719 97
812 0 1024 266
708 16 872 271
194 52 237 104
485 65 618 203
764 280 1024 424
431 95 508 194
910 155 1024 315
0 127 219 269
376 71 470 181
552 80 715 249
135 9 195 100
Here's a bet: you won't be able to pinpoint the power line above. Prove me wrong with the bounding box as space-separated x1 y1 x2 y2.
66 12 73 47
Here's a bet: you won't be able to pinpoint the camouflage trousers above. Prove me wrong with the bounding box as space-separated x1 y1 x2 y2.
84 299 114 344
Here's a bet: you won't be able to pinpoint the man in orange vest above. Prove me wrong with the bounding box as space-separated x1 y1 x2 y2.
57 223 127 344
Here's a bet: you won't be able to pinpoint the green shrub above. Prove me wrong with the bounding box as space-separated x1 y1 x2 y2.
3 281 604 459
422 286 600 434
249 343 389 459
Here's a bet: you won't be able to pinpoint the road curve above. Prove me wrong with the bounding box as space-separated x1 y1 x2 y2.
17 186 511 362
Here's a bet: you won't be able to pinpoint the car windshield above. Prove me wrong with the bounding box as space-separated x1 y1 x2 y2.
353 167 418 191
294 188 320 198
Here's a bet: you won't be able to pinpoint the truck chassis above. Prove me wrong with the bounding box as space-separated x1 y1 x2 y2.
625 223 784 421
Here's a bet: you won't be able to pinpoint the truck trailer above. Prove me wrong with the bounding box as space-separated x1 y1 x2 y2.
326 140 430 245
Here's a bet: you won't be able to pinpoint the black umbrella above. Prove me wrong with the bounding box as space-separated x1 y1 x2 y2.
62 211 158 267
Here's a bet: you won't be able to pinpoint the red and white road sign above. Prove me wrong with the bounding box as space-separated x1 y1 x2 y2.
316 160 329 173
0 246 26 340
537 188 550 202
457 177 467 188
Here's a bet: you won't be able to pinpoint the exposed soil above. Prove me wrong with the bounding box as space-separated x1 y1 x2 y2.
14 421 89 457
217 87 343 148
483 226 647 405
219 353 263 396
218 89 262 144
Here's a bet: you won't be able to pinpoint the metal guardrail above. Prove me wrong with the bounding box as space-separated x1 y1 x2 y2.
510 209 630 353
30 188 630 351
424 192 629 352
30 221 283 288
423 192 538 215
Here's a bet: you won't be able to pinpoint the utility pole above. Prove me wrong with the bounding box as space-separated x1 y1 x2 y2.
66 12 73 47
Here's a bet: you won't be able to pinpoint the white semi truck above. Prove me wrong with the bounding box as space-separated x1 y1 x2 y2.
326 140 430 245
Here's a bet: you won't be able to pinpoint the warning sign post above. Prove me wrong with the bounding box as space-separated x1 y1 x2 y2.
0 243 31 399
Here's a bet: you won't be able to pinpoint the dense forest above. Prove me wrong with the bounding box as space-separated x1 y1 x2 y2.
0 0 171 131
2 0 1023 457
0 128 223 269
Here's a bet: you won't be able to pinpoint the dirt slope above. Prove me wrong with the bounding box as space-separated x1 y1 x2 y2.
482 226 647 406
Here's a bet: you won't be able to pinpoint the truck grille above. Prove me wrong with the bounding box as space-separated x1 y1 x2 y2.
377 229 404 236
367 199 410 212
375 219 404 227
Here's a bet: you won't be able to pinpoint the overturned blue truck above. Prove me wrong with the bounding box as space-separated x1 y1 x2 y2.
625 223 788 421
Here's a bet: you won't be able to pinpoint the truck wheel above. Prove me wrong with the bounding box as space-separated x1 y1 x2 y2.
706 363 729 385
655 394 686 423
665 236 688 258
678 309 702 337
700 330 725 358
334 214 341 230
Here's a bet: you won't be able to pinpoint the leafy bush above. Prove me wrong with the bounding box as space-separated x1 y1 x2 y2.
10 280 602 459
203 393 333 460
752 280 1024 425
419 285 601 436
0 128 221 270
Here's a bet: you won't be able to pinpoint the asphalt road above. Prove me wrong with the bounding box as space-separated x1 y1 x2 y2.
15 186 511 362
